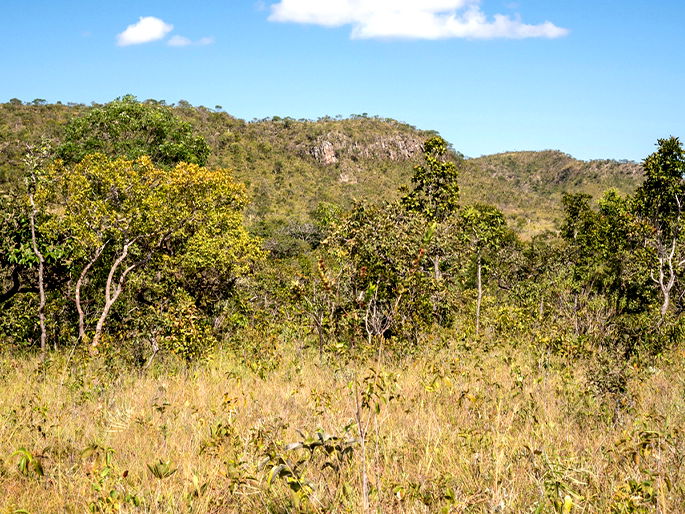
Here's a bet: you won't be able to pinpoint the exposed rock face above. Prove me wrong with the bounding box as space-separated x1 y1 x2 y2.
311 140 338 165
306 131 423 166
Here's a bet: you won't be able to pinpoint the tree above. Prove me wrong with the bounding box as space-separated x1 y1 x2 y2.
401 136 463 283
401 136 460 222
23 141 53 354
57 95 210 167
460 204 507 336
323 202 457 345
1 144 70 351
633 137 685 320
560 190 654 344
38 154 263 349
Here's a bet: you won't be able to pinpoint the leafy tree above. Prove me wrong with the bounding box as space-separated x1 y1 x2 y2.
1 143 71 351
634 137 685 232
38 154 263 349
560 186 666 355
323 202 455 344
460 204 507 336
23 141 54 353
633 137 685 320
399 136 464 286
57 95 210 167
401 136 460 222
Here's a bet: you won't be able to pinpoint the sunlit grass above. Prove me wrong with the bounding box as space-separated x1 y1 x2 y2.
0 337 683 512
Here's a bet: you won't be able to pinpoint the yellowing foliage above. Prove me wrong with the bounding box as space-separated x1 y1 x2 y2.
36 154 264 345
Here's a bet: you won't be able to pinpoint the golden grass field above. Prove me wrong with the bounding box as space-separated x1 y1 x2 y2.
1 336 684 513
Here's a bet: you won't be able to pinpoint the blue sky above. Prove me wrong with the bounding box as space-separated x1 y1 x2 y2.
1 0 683 161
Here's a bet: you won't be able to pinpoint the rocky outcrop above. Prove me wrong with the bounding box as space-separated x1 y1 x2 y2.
306 131 423 166
311 140 338 165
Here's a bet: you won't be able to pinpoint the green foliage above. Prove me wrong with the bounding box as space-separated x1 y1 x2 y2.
159 291 217 361
634 136 685 232
262 428 356 509
610 479 657 513
81 444 142 513
0 97 680 372
460 203 507 256
0 186 69 311
561 191 653 314
57 95 210 167
324 202 455 343
12 447 44 478
632 137 685 320
147 460 177 480
558 139 685 354
35 154 262 347
401 136 460 222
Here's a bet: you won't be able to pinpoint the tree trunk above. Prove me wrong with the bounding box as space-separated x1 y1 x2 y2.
653 237 679 325
91 240 137 349
75 243 107 343
28 191 46 356
433 255 442 280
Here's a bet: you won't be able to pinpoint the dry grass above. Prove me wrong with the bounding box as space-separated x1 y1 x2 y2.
0 339 684 513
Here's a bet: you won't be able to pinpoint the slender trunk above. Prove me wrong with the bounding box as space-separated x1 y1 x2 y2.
91 240 137 349
317 317 324 361
538 297 544 320
28 191 46 356
75 243 107 343
652 238 678 325
476 253 482 337
433 255 442 280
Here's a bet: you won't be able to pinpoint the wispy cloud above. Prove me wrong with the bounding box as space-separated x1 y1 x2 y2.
168 35 215 47
168 35 192 47
268 0 568 40
117 16 174 46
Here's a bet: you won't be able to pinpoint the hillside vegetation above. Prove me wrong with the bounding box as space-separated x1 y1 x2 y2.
462 151 643 234
0 100 642 237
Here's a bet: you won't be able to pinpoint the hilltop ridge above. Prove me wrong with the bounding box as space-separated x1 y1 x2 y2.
0 100 643 237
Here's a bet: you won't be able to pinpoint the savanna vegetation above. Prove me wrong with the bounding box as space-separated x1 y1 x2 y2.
0 96 683 512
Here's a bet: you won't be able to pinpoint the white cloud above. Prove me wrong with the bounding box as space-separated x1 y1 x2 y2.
167 35 215 47
168 35 192 47
269 0 568 40
116 16 174 46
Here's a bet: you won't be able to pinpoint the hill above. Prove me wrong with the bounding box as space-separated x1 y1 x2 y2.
0 100 644 238
462 151 643 234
